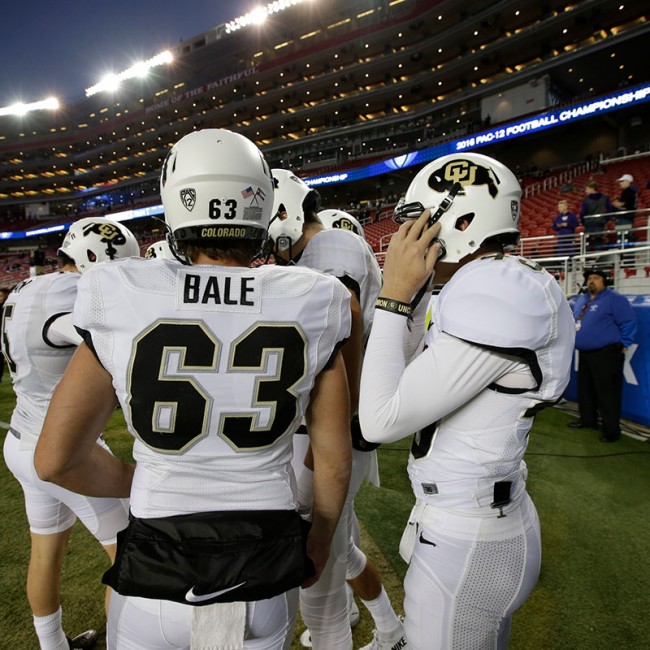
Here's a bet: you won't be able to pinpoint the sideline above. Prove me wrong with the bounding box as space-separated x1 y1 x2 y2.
556 401 650 442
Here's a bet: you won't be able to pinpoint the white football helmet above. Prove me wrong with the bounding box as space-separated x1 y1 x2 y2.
57 217 140 273
268 168 321 253
145 239 175 260
160 129 274 246
394 152 521 263
318 209 365 239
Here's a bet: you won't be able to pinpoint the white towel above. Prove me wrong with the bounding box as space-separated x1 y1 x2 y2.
191 601 246 650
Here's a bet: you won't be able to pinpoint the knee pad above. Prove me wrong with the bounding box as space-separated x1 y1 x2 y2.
346 540 367 581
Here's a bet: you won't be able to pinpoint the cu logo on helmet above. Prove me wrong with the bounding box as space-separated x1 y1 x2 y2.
83 222 125 245
432 159 499 198
82 222 126 260
334 218 355 232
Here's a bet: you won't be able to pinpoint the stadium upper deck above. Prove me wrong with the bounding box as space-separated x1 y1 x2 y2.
0 0 647 228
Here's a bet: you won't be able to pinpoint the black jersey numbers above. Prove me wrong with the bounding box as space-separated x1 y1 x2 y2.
221 324 306 450
128 322 218 453
127 321 306 453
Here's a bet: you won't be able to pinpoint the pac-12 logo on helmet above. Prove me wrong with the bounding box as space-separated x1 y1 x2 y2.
428 159 500 198
180 188 196 212
511 200 520 222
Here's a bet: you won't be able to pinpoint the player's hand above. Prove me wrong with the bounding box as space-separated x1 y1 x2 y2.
302 536 330 588
380 209 442 303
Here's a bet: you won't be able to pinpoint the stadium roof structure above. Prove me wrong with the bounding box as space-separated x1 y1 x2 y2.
0 0 647 232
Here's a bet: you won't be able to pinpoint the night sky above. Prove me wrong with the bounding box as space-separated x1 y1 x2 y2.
0 0 250 105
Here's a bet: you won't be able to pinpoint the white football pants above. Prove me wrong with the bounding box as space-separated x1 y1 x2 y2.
403 493 541 650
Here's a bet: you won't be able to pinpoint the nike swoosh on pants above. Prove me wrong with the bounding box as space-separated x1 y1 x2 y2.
185 581 247 603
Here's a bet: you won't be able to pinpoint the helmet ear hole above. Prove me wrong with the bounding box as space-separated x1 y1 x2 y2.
454 213 475 232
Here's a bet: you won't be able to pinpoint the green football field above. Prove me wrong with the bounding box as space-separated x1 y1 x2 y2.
1 377 648 649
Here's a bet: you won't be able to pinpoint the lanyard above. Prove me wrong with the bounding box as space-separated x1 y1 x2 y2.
577 296 594 322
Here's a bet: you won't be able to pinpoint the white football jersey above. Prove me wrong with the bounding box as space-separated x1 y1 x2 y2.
2 273 79 449
73 257 351 518
298 228 382 339
414 254 575 506
361 254 575 508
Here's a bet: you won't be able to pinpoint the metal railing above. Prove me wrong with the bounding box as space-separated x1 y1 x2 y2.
528 245 650 295
519 219 650 295
523 161 596 198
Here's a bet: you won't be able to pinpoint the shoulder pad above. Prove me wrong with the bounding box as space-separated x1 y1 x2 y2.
435 256 559 351
300 229 375 285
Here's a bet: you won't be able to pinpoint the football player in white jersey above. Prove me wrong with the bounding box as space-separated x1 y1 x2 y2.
2 217 139 650
269 170 407 650
317 209 366 239
144 238 174 259
359 153 576 649
34 129 352 650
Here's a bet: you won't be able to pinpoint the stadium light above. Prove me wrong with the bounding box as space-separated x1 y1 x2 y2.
250 7 268 25
0 96 60 118
225 0 311 33
85 50 174 97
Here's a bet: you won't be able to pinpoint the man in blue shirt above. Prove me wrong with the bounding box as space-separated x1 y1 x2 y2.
569 269 637 441
552 199 580 256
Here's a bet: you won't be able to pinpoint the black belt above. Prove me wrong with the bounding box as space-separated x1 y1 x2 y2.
491 481 512 518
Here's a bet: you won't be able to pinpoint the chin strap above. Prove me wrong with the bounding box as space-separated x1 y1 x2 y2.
409 274 433 319
427 182 462 227
151 216 191 265
165 232 191 265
